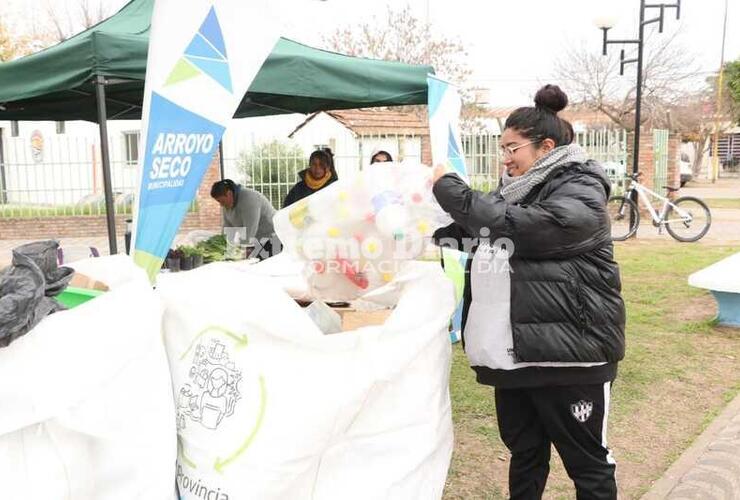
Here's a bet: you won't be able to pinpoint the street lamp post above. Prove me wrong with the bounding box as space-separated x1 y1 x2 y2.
597 0 681 179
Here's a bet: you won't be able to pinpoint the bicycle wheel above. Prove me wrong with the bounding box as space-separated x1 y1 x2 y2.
665 196 712 242
607 196 639 241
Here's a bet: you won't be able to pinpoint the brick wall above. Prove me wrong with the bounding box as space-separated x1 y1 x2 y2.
420 135 432 166
667 135 680 191
626 129 654 187
625 129 680 191
0 153 222 241
187 151 222 229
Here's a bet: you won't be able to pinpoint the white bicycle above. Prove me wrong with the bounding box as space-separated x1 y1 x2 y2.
608 172 711 242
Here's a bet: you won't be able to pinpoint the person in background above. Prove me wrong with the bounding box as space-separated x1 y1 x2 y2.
321 146 336 173
370 149 393 164
432 84 625 499
210 179 279 258
283 149 338 207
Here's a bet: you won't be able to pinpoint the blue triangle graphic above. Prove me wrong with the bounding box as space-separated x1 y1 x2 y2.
185 56 232 93
448 124 462 158
447 124 466 176
427 77 445 116
185 33 225 61
199 7 227 59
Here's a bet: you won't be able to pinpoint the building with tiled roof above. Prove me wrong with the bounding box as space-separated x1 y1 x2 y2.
288 108 431 177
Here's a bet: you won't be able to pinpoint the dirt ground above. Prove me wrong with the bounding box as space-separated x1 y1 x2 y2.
441 241 740 499
442 296 740 500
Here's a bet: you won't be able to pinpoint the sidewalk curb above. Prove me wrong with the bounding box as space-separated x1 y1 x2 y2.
641 392 740 499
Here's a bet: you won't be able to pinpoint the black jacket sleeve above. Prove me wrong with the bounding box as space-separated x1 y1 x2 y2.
432 173 608 259
432 223 473 253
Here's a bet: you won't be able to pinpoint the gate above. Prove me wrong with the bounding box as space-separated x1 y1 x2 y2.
652 129 669 191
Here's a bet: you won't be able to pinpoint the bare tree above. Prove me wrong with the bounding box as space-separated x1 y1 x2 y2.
42 0 113 42
323 4 484 131
324 5 470 85
670 92 714 174
672 67 740 175
44 1 70 42
553 29 702 131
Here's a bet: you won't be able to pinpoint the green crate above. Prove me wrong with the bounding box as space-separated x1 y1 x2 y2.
57 286 105 309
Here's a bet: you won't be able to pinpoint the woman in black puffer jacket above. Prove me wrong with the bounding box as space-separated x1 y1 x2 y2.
432 85 625 500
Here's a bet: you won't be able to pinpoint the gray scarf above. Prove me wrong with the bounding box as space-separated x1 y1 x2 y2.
500 143 587 203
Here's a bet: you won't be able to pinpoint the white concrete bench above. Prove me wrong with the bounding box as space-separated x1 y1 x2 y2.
688 252 740 327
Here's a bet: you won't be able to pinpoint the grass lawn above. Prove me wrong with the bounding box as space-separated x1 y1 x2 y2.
0 204 133 217
0 202 197 218
703 198 740 210
443 241 740 499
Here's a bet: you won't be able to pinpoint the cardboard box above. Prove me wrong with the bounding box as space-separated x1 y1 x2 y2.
334 307 393 331
69 272 110 292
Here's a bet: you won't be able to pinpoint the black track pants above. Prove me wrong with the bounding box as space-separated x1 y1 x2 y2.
495 382 617 500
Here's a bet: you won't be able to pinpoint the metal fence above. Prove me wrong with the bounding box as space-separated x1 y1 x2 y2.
713 132 740 178
0 134 138 217
463 128 628 192
220 129 426 209
0 126 628 218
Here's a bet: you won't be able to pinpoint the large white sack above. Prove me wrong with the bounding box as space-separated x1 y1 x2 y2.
68 254 147 289
158 261 455 500
0 262 177 500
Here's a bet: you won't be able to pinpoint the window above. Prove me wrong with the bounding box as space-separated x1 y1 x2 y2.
10 121 19 137
123 131 141 166
55 121 66 134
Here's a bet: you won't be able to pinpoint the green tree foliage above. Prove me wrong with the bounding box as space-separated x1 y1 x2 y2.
724 59 740 123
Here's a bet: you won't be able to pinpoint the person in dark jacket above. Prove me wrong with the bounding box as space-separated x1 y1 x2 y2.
432 84 625 500
283 149 338 208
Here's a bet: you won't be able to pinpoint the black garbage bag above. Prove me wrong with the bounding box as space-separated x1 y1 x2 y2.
13 240 75 296
0 241 73 348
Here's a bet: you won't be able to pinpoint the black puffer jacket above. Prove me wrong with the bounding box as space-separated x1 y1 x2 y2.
433 161 626 388
282 168 339 208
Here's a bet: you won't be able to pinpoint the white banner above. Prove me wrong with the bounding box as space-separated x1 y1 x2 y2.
427 75 469 183
131 0 280 281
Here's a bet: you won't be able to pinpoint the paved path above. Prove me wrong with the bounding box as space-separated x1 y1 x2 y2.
0 233 193 268
0 236 125 269
643 393 740 499
625 178 740 244
682 178 740 200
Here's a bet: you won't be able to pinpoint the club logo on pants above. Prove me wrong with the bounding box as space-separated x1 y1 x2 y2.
570 400 593 423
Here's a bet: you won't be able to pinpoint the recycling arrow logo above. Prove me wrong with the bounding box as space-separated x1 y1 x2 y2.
176 325 267 472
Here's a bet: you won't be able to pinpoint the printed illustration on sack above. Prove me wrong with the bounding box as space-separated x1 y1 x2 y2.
177 337 242 431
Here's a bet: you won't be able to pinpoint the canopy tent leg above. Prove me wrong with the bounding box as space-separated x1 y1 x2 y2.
218 140 225 180
94 75 118 255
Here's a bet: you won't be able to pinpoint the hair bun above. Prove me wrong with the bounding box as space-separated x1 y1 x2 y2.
534 84 568 113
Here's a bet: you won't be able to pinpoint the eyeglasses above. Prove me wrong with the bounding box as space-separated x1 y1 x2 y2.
499 139 542 158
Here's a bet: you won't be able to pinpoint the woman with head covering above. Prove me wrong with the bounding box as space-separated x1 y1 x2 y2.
370 149 393 164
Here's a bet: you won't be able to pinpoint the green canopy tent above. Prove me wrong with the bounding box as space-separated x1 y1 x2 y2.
0 0 433 253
